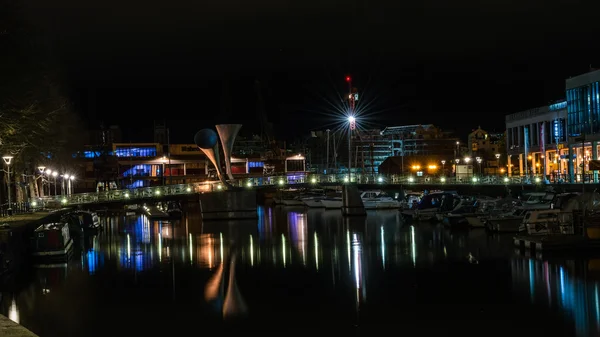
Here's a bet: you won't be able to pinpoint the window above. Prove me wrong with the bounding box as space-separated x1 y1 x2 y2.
249 161 264 168
115 146 157 157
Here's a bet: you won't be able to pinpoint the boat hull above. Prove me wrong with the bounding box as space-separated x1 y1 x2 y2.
31 238 74 262
321 199 343 209
303 199 324 208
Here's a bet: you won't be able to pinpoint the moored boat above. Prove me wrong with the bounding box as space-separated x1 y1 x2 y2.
31 223 74 261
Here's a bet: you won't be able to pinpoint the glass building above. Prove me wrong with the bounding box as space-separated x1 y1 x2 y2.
566 75 600 136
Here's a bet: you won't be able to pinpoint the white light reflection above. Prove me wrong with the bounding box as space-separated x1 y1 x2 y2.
297 213 306 265
352 234 361 288
219 232 224 263
8 298 19 323
410 226 416 267
158 233 162 262
314 232 319 271
346 230 351 271
282 234 287 267
250 235 254 266
380 226 385 269
351 233 365 307
127 233 131 259
189 233 193 265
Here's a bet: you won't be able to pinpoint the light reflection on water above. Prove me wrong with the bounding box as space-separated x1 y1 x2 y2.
0 206 596 336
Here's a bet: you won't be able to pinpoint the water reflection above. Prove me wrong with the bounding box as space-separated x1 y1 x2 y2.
0 206 594 336
512 258 600 336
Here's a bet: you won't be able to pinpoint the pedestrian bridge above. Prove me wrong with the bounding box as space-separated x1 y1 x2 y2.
33 173 544 207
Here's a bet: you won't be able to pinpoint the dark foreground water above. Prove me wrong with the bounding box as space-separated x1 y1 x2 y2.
1 205 600 336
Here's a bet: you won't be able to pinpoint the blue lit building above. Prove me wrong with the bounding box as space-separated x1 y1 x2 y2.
74 142 262 191
505 101 567 180
565 69 600 182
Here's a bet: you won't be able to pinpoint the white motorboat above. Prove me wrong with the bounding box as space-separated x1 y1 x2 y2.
321 197 343 209
519 193 580 234
361 191 400 210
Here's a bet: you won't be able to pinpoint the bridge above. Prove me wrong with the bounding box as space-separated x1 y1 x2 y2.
28 173 587 208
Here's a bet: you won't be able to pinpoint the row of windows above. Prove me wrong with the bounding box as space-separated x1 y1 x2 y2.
115 146 158 157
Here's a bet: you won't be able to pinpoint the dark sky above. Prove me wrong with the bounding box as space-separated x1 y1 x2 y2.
19 0 600 143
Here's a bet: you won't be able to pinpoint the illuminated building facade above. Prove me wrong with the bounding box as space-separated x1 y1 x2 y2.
73 142 260 191
505 102 567 180
505 69 600 182
565 69 600 183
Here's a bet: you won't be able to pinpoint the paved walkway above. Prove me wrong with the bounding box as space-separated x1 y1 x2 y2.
0 314 38 336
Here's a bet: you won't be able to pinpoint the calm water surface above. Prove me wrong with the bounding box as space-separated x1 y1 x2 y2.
0 205 599 336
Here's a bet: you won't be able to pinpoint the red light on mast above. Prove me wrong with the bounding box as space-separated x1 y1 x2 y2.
345 76 351 82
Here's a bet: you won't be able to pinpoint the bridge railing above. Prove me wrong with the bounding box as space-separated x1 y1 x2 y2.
31 173 541 206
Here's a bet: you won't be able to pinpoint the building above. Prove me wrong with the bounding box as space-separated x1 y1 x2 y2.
353 129 391 175
505 101 567 179
565 69 600 182
380 124 460 174
467 126 505 174
468 126 504 159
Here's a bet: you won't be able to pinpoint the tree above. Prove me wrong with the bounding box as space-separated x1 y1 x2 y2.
0 0 86 201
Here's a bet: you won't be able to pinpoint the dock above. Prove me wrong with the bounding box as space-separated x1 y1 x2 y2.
514 235 600 252
0 314 38 336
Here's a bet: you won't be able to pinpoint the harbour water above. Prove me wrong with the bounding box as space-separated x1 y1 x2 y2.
0 204 599 336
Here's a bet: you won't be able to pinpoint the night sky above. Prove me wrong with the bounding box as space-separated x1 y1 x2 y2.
18 0 600 142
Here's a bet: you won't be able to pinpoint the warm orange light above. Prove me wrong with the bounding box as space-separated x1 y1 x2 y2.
427 165 437 170
527 155 532 160
500 168 505 173
411 165 421 170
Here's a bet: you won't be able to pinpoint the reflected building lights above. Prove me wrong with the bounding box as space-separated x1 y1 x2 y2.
189 233 193 265
513 259 600 336
346 230 351 271
410 226 416 267
249 235 254 266
8 298 19 324
351 233 365 307
219 233 224 263
314 232 319 271
282 234 287 267
158 233 162 262
198 234 215 269
127 234 131 260
380 226 385 269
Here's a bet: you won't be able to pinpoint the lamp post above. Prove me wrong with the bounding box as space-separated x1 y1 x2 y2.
3 156 14 215
45 169 52 196
454 159 460 179
495 153 501 175
348 116 356 182
37 166 46 197
476 157 482 176
62 174 70 196
69 176 75 195
441 160 446 175
52 171 58 196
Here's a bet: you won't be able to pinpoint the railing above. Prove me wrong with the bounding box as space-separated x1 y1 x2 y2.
0 202 35 217
29 174 552 206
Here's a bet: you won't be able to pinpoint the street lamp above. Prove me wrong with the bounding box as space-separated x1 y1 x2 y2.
62 174 70 196
495 153 501 175
476 157 483 176
52 171 58 196
2 156 13 215
441 160 446 175
69 175 75 195
348 115 356 183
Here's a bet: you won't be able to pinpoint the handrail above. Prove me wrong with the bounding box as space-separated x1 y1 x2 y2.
26 173 556 207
